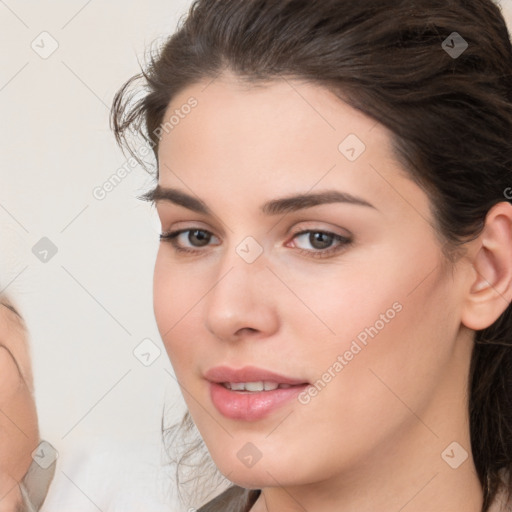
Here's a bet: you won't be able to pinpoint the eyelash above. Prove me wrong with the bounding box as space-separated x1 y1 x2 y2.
159 228 352 259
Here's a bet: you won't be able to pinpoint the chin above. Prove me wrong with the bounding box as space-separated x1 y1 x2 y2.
217 459 301 489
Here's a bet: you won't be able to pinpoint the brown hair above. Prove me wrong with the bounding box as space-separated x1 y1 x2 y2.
110 1 512 510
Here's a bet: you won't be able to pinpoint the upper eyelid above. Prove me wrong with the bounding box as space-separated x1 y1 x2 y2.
162 225 350 237
0 302 25 327
163 226 352 245
160 216 352 234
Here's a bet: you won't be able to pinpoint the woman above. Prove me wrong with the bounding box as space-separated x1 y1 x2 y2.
0 296 56 511
110 0 512 511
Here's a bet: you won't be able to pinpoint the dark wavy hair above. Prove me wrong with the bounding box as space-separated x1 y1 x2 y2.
110 0 512 510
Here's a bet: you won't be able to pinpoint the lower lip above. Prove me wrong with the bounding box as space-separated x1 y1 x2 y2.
209 382 309 421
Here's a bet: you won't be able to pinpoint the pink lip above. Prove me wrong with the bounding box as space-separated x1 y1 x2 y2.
205 365 310 421
204 365 309 385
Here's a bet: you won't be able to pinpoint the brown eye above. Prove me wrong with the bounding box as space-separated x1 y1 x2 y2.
290 230 353 259
187 229 211 247
159 228 220 253
307 232 334 250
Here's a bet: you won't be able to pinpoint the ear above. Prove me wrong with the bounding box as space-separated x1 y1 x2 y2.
461 201 512 331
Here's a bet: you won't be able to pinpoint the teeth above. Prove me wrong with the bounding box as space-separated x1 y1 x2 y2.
222 381 283 391
246 382 265 392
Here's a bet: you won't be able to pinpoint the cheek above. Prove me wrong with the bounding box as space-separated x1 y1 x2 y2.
289 243 458 415
153 251 206 370
153 250 191 331
296 260 458 442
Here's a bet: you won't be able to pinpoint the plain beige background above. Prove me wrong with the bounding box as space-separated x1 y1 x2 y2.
1 1 512 510
1 1 195 510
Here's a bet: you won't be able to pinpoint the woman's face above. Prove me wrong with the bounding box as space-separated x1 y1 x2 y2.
153 74 474 489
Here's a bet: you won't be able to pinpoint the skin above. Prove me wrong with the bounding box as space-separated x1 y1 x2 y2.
0 301 40 510
152 72 512 512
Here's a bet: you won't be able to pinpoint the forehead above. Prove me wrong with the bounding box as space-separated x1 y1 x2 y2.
160 74 389 158
161 75 382 175
156 73 423 220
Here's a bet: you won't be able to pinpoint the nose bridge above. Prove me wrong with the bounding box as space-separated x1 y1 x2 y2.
216 231 268 285
204 235 275 340
210 235 266 309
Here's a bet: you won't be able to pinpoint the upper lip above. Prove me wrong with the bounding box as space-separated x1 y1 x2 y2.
204 365 309 385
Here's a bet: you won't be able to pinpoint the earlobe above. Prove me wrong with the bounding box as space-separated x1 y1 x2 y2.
461 201 512 331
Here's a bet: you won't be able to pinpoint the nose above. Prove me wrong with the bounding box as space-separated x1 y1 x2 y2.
203 244 279 343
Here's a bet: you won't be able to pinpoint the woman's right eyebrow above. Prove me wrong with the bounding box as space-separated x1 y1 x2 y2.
140 185 377 215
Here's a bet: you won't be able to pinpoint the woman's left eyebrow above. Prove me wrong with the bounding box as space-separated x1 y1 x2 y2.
140 185 378 216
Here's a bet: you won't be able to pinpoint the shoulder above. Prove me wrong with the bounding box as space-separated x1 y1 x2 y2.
197 486 260 512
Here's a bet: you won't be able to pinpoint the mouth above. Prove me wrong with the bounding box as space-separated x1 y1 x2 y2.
204 365 310 421
208 381 309 421
204 364 309 387
219 381 306 392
